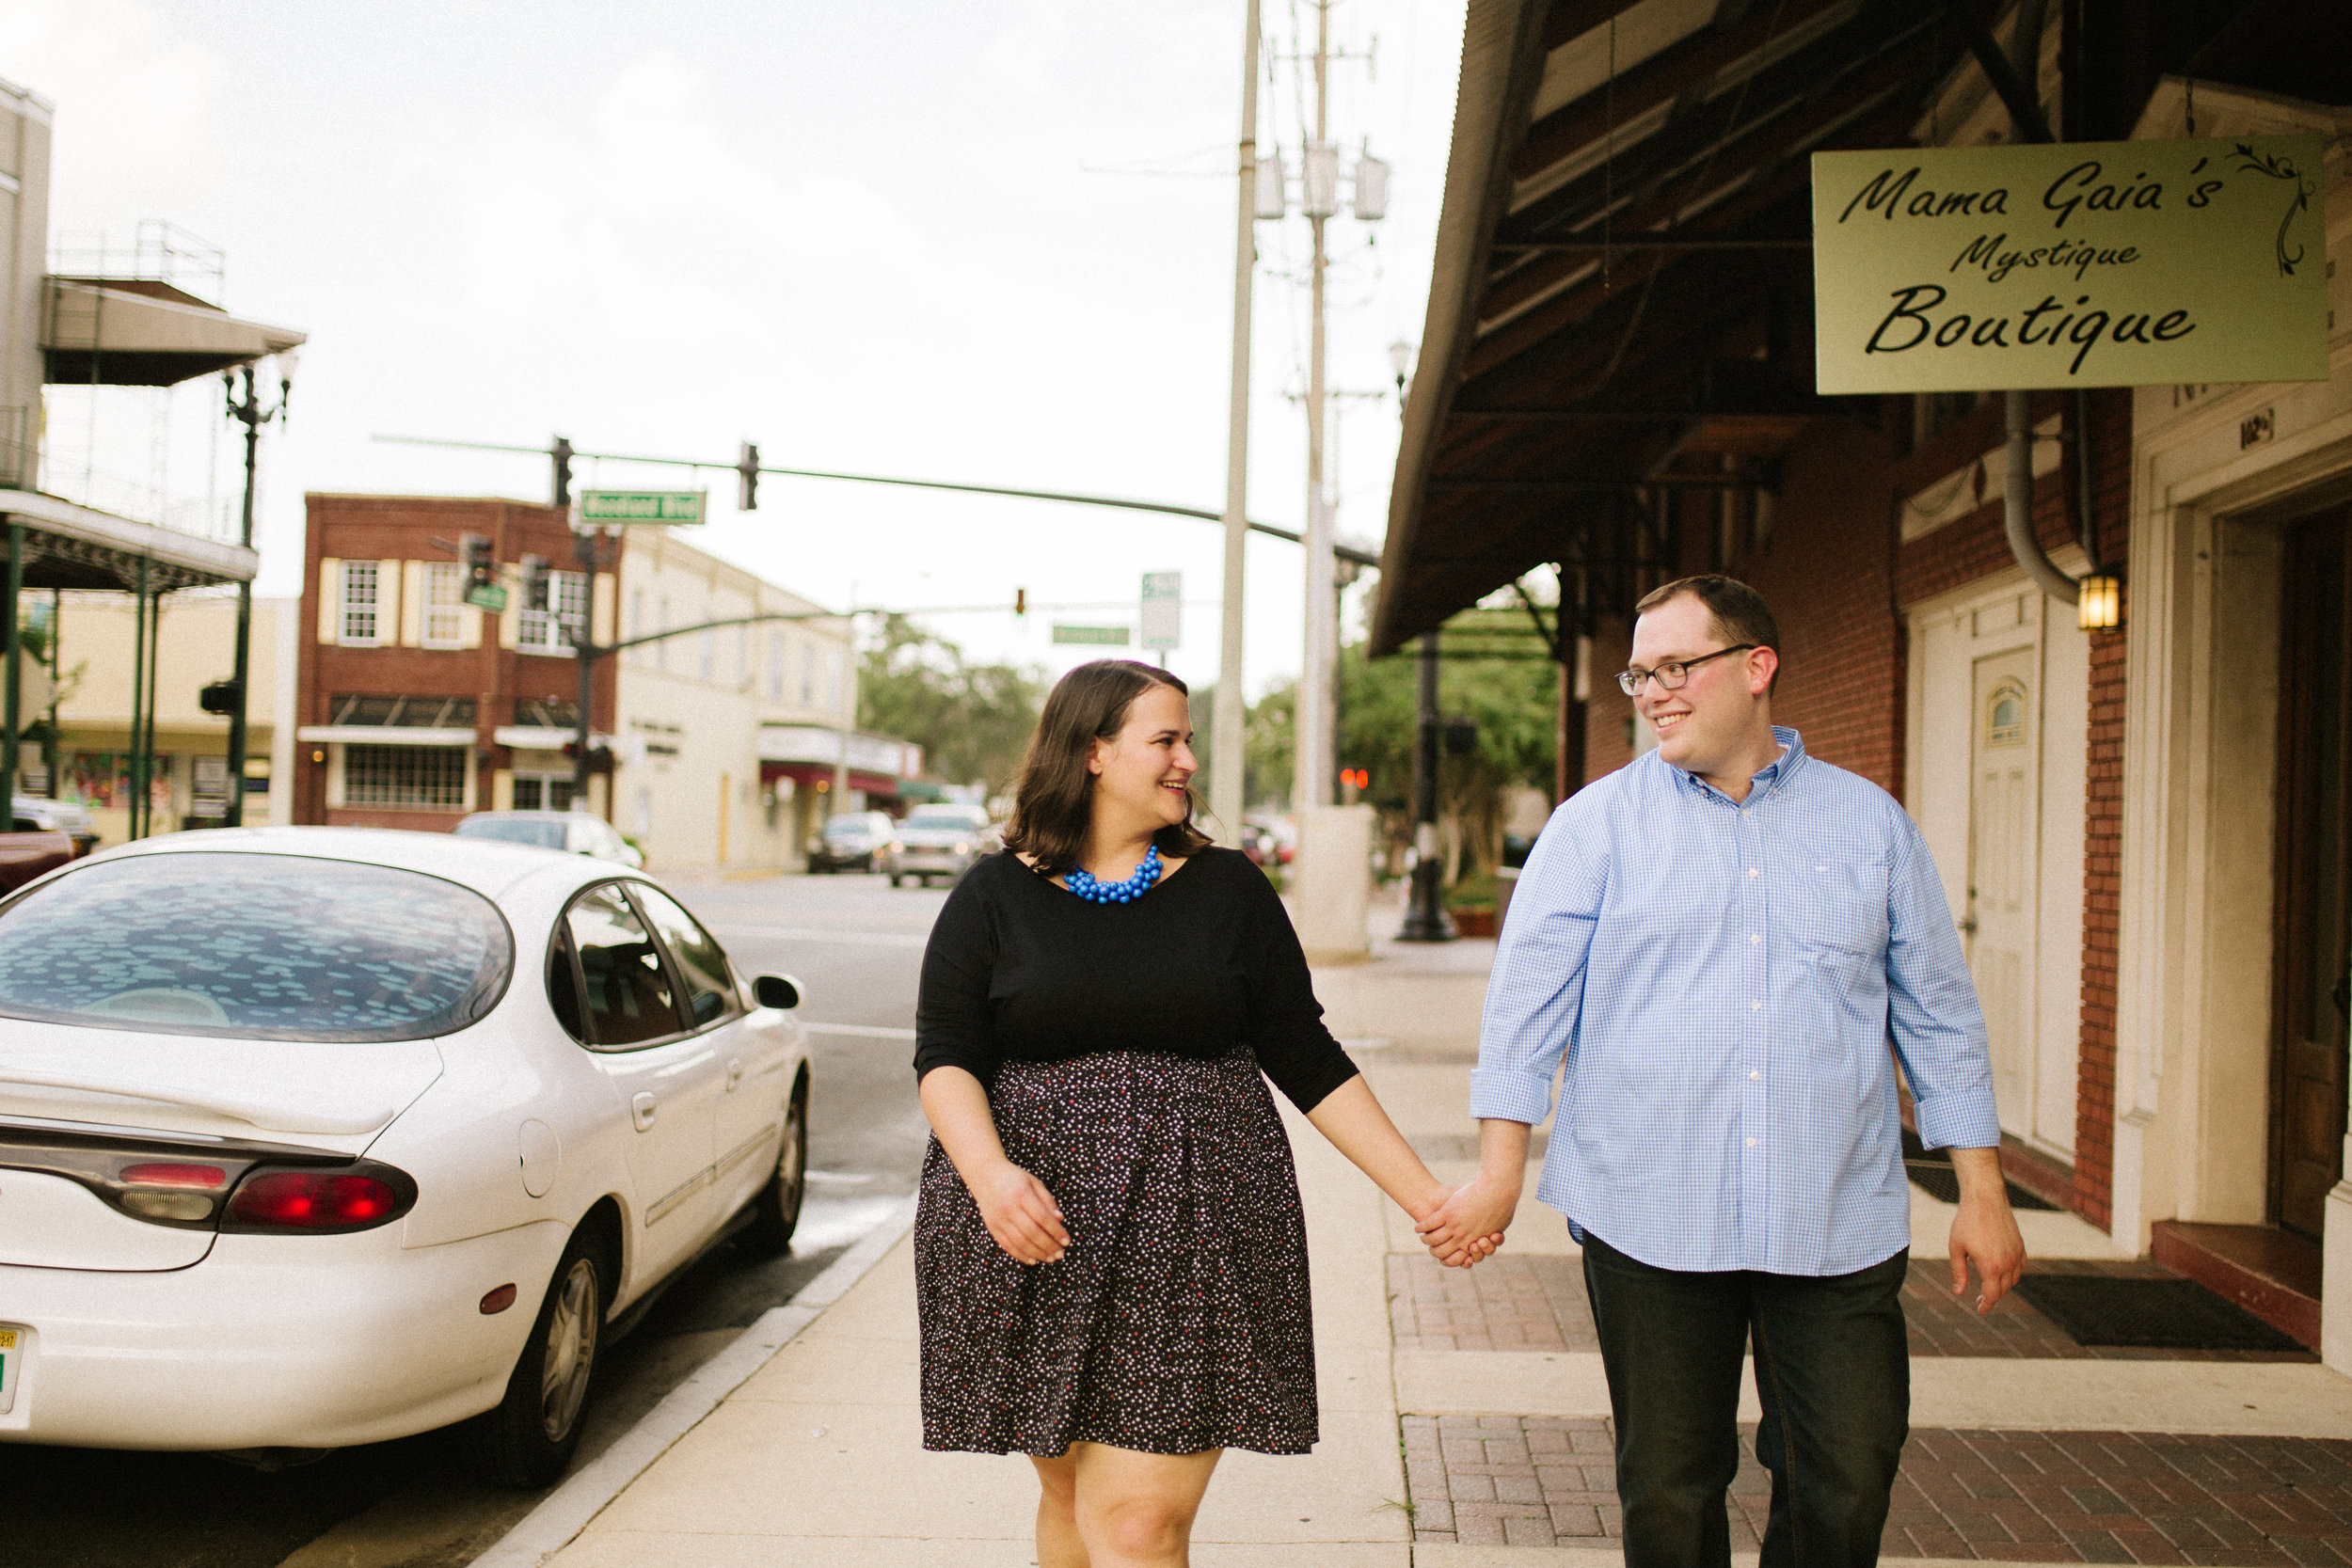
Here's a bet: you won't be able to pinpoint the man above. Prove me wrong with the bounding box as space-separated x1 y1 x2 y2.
1420 575 2025 1568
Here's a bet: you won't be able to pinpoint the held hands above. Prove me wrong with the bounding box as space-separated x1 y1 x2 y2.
1415 1173 1520 1269
972 1161 1070 1266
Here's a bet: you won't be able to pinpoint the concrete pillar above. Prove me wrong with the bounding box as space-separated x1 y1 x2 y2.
1295 802 1375 965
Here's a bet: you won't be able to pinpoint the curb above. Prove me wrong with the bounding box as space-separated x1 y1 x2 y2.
471 1195 920 1568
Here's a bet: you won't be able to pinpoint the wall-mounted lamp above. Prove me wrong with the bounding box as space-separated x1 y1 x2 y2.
2076 574 2122 631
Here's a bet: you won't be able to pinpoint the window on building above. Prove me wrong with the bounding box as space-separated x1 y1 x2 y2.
511 773 578 812
628 589 645 665
825 650 841 711
421 562 464 648
738 623 750 686
519 570 588 655
698 625 715 682
342 744 469 808
799 642 814 705
339 561 382 645
767 632 785 700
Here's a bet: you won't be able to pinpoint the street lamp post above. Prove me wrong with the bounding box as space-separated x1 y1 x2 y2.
221 352 295 828
1390 340 1454 943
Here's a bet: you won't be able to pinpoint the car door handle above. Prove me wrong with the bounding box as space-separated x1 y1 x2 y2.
630 1092 658 1132
725 1057 744 1092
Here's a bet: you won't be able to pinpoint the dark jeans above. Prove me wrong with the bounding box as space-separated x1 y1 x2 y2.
1581 1231 1910 1568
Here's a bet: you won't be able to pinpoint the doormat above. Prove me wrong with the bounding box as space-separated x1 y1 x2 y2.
2012 1275 2308 1352
1902 1158 2059 1211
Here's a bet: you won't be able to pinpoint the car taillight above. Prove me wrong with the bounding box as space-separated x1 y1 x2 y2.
222 1163 417 1235
118 1162 230 1221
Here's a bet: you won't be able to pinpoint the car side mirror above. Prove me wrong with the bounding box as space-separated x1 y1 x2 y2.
754 974 802 1010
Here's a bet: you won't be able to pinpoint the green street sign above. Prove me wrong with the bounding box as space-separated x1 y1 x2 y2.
465 582 509 612
575 489 707 526
1051 625 1130 646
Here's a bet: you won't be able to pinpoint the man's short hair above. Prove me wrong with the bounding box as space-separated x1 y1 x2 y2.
1634 575 1781 691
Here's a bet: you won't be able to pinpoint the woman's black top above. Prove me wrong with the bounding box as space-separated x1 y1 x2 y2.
913 847 1360 1114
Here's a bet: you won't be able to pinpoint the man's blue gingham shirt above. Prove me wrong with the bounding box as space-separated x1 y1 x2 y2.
1471 727 2001 1276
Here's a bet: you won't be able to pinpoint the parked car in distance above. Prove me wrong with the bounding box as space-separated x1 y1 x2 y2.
880 803 996 888
0 831 72 893
805 810 894 874
12 796 97 858
453 809 643 868
0 826 811 1485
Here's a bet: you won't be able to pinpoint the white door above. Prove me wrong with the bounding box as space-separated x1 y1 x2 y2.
564 883 724 1284
1968 648 2040 1126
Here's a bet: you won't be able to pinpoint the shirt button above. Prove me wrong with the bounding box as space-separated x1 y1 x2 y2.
1750 933 1760 945
1751 1000 1762 1011
1748 867 1759 878
1745 1138 1758 1148
1749 1070 1761 1081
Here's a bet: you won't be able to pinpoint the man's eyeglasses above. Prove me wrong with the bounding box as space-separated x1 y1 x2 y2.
1616 643 1757 698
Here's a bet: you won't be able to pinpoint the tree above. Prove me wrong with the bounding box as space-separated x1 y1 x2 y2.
856 614 1045 795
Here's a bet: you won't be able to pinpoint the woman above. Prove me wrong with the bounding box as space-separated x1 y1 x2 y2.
913 659 1495 1568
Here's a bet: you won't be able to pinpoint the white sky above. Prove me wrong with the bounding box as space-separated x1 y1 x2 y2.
3 0 1466 700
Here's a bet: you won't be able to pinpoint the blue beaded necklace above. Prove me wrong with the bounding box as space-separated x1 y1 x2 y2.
1063 843 1163 905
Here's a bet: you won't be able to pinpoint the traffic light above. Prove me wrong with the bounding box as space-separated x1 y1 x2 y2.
738 440 760 512
521 554 551 612
464 535 495 594
1014 588 1027 617
550 436 574 509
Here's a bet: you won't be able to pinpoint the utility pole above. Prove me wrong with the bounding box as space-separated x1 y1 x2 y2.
1213 0 1261 845
568 527 620 811
831 582 856 816
221 355 294 827
1295 0 1335 819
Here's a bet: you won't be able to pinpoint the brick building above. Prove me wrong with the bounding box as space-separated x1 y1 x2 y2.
1375 3 2352 1365
295 494 617 830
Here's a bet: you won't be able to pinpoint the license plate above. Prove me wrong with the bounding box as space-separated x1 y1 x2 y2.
0 1327 17 1416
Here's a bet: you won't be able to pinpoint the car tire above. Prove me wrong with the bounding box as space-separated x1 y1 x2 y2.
888 874 902 888
464 1230 609 1489
736 1078 809 1259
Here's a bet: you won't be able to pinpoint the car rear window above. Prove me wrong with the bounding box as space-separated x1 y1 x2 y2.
905 808 979 829
0 852 515 1042
456 817 567 850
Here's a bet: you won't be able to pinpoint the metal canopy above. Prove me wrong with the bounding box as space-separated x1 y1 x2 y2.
0 489 258 591
1373 0 1963 654
42 278 307 388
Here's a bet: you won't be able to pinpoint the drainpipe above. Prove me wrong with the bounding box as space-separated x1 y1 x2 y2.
2005 390 2080 608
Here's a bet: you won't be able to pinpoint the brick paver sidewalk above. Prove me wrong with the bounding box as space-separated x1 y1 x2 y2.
1401 1416 2352 1563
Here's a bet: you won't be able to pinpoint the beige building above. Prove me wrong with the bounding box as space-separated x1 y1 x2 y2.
613 528 914 873
31 590 298 842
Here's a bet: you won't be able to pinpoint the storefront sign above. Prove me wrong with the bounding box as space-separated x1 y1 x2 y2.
1812 135 2327 392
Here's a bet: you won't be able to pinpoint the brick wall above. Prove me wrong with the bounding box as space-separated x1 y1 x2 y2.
1565 389 2132 1232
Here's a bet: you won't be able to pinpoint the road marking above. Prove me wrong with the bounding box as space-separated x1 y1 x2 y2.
802 1022 917 1040
710 924 931 948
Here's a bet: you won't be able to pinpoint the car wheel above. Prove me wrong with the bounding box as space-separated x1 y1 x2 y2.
888 874 902 888
465 1231 608 1489
736 1078 809 1259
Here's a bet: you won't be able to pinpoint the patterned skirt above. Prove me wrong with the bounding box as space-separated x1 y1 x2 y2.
914 1048 1318 1457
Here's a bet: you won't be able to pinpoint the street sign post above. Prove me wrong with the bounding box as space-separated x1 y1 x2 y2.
573 489 708 527
1052 625 1131 646
1140 570 1183 652
464 582 509 612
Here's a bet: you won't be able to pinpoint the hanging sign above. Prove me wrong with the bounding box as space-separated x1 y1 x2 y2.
1812 135 2327 393
574 489 707 527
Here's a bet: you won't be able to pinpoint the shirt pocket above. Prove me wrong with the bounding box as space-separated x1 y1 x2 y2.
1795 860 1890 962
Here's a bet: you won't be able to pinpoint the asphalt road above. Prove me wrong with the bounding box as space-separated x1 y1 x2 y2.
4 870 943 1568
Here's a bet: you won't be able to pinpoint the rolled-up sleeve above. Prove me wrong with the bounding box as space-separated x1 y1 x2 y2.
1470 798 1609 1127
1883 811 2001 1149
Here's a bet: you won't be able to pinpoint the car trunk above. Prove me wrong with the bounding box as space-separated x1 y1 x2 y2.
0 1024 440 1272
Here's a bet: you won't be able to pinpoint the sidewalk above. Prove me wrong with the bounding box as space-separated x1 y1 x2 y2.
489 907 2352 1568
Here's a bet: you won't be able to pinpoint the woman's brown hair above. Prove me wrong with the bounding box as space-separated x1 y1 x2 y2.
1000 659 1213 878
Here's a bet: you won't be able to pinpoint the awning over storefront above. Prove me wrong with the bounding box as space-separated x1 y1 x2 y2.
0 488 257 590
42 278 307 388
1373 0 1961 654
759 760 906 799
757 724 923 780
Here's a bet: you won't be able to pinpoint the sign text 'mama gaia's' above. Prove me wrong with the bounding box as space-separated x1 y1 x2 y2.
1811 135 2326 394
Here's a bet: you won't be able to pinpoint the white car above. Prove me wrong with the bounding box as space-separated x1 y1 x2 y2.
0 826 810 1485
880 804 998 888
453 809 644 868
